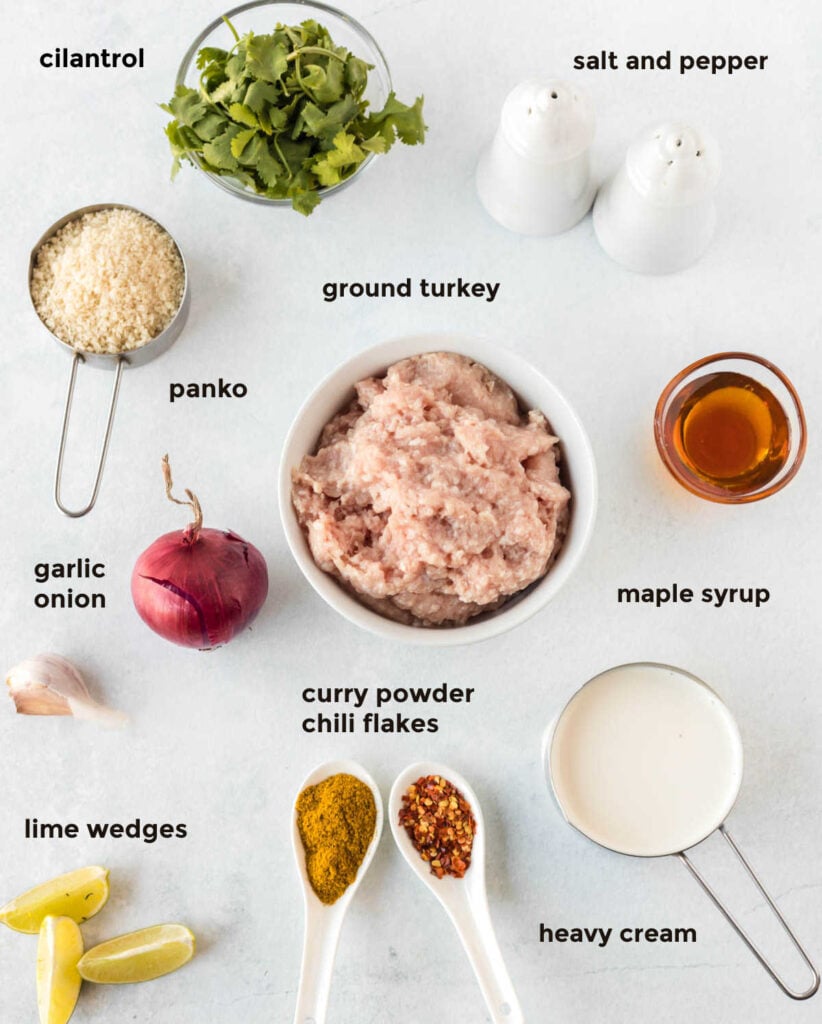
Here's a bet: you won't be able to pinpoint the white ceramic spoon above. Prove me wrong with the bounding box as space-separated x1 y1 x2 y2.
389 761 524 1024
292 759 384 1024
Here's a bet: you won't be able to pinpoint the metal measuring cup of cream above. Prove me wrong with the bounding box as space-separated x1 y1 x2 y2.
28 204 190 518
542 662 819 1001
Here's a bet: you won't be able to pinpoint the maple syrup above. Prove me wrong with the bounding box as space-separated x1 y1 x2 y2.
663 371 790 493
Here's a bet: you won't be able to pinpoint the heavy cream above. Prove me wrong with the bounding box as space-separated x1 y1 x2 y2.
549 663 743 857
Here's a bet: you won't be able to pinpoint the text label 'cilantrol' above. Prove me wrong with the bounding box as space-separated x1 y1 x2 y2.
39 48 145 69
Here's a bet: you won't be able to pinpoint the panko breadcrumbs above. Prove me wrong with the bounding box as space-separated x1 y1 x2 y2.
30 208 185 354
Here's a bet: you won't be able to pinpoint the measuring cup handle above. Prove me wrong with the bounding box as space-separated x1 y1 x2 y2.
679 825 820 1000
54 352 125 518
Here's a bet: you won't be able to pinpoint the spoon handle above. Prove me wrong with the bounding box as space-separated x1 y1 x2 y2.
451 894 524 1024
293 906 344 1024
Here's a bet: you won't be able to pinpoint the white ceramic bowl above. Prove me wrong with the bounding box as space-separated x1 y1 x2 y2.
278 335 597 646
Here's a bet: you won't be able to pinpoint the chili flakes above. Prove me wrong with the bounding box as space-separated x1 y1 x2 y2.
398 774 476 879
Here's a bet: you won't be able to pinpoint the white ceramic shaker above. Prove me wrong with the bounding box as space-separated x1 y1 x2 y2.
593 123 721 273
476 79 596 235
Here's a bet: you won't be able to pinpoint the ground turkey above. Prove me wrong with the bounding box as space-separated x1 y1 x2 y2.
291 351 571 627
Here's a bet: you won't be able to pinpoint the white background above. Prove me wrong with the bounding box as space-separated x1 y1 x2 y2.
1 0 821 1021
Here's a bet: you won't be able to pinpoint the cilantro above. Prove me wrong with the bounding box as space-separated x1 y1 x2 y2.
291 187 321 217
311 131 366 186
161 85 207 129
162 18 426 214
202 127 241 171
195 47 229 71
255 143 284 187
358 92 427 147
230 127 258 159
228 102 260 129
246 34 289 84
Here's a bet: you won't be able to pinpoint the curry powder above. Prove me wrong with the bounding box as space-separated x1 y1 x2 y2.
296 772 377 905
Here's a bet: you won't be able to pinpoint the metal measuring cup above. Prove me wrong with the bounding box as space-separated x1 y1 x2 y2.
28 203 190 518
543 662 819 1001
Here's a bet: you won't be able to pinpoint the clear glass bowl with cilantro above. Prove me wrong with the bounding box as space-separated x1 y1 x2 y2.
165 0 425 215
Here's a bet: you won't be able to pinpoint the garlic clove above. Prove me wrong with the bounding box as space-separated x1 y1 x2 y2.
7 683 72 717
5 654 127 728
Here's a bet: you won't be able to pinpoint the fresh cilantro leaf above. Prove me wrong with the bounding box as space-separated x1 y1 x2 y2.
246 34 289 83
275 135 313 177
177 124 203 149
344 55 370 94
164 120 188 154
192 112 227 142
210 79 238 106
256 142 285 186
268 107 289 131
230 127 258 159
310 57 345 104
228 103 260 128
299 20 323 42
162 85 208 129
202 127 242 171
331 130 365 163
311 131 366 185
225 52 246 84
298 95 359 145
300 63 327 94
244 79 280 114
290 186 322 216
296 100 327 137
359 91 426 147
312 161 341 187
196 46 228 70
164 119 203 169
200 67 226 95
360 131 388 154
164 121 189 178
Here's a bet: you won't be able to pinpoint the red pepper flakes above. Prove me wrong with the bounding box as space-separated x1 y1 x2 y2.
398 774 476 879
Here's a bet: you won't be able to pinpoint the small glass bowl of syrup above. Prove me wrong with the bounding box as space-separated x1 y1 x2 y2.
654 352 806 503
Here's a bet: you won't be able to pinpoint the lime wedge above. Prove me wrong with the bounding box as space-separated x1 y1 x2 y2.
0 867 110 934
78 923 195 984
37 916 83 1024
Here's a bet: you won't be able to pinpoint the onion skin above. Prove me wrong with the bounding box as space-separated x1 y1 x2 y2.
131 528 269 650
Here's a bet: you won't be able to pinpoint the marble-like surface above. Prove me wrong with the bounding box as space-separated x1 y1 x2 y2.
1 0 821 1021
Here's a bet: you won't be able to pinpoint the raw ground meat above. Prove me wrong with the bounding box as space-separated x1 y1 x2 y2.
291 352 571 627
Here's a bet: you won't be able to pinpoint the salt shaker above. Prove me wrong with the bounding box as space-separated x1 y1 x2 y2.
476 79 596 235
593 122 721 273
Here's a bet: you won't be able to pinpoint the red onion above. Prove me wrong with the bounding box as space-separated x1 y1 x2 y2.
131 456 269 650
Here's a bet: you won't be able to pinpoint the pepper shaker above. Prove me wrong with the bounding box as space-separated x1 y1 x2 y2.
593 122 721 273
476 78 596 235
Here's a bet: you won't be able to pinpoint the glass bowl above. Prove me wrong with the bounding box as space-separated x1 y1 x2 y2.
654 352 807 504
175 0 392 205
